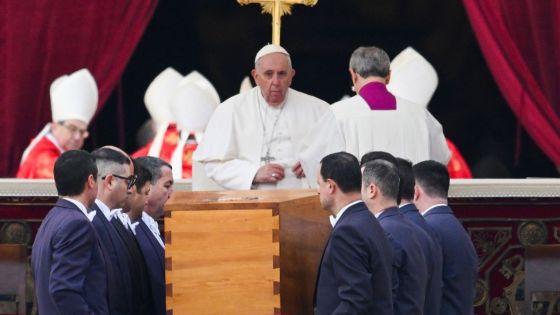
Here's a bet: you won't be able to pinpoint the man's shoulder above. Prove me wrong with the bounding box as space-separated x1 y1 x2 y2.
395 97 441 120
48 202 84 219
337 205 382 234
424 207 467 235
330 95 363 110
423 205 456 220
134 221 153 242
288 88 329 108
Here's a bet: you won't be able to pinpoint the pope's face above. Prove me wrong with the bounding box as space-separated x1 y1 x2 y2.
252 53 295 106
52 119 89 151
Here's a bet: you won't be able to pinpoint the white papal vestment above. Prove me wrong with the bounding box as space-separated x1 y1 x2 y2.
331 95 450 164
194 87 345 190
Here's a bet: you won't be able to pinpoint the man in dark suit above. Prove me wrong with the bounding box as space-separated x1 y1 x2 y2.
91 146 136 314
362 159 428 315
32 150 108 314
134 156 174 315
413 160 478 315
112 159 154 315
396 157 443 315
314 152 393 315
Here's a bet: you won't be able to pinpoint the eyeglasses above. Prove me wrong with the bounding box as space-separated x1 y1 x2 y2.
101 174 137 190
59 122 89 138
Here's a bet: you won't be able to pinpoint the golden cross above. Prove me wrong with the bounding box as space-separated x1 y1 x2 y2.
238 0 318 45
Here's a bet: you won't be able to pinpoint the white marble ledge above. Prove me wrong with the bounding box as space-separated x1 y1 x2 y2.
0 178 558 198
449 178 560 198
0 179 193 197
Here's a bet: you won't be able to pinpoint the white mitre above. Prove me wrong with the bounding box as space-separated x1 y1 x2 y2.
169 81 219 178
239 76 253 93
254 44 290 63
180 71 220 105
50 68 98 124
144 67 183 127
171 81 219 133
387 47 438 108
21 68 98 163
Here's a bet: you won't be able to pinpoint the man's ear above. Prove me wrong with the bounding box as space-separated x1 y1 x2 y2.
369 183 377 200
251 69 258 82
348 68 357 84
86 174 96 190
413 184 421 202
326 178 336 194
385 70 391 85
362 182 376 200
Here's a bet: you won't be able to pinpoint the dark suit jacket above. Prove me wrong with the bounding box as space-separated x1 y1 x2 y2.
31 198 109 315
400 203 443 315
314 201 393 315
135 219 166 315
92 202 133 314
423 205 478 315
377 206 428 315
111 218 154 315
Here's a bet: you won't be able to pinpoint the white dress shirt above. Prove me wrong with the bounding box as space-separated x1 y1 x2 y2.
94 199 122 221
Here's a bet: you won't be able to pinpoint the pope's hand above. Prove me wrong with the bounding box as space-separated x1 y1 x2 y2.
253 164 285 184
292 161 305 178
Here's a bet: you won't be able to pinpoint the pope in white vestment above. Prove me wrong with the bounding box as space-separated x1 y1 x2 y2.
193 44 345 190
331 46 450 164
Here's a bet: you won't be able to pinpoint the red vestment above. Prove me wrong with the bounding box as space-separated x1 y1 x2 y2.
131 124 179 162
181 142 198 179
131 124 196 179
446 139 472 179
16 136 62 179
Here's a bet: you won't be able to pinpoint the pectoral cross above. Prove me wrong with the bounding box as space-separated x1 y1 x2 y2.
261 153 276 164
238 0 318 45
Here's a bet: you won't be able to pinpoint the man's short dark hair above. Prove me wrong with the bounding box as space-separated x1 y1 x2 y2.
349 46 391 78
132 159 152 191
135 156 172 184
412 160 450 199
362 160 400 203
91 147 132 177
396 158 414 201
320 152 361 193
360 151 400 203
54 150 97 197
91 147 131 165
360 151 398 167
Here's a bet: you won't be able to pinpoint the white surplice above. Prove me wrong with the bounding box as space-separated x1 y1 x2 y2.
193 87 345 190
331 95 450 164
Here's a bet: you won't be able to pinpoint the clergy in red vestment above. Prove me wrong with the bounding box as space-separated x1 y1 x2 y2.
131 67 183 162
387 47 473 178
16 69 98 178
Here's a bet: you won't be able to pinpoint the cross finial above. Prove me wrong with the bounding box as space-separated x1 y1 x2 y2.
238 0 318 45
